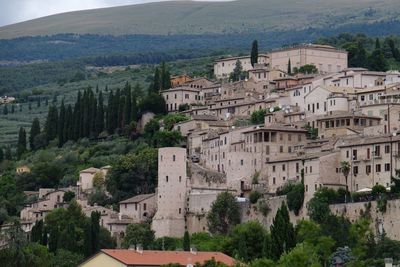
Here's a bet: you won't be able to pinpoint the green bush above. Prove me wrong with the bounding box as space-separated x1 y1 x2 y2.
249 191 262 204
257 199 270 216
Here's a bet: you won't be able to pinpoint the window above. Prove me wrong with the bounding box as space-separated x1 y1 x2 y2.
144 203 147 211
266 145 270 155
135 203 138 211
366 165 371 174
173 155 176 161
280 146 284 153
385 145 390 154
282 164 286 171
310 166 313 173
185 94 189 99
273 177 276 185
272 165 276 172
166 176 169 182
375 146 381 157
385 163 391 172
296 163 299 173
361 95 365 101
179 208 182 214
179 176 182 182
367 148 370 159
346 151 349 158
352 150 358 161
288 134 292 141
305 185 308 192
240 159 244 166
376 164 381 173
353 166 358 175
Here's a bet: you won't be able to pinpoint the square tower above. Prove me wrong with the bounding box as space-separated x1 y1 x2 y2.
152 147 187 238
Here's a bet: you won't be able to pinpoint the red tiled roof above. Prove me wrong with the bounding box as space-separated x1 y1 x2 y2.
101 249 235 266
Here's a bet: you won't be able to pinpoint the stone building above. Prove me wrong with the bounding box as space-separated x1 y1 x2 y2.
269 44 348 74
152 148 187 238
214 54 269 79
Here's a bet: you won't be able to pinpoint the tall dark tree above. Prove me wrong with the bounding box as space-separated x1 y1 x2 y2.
270 202 296 260
11 105 15 114
17 127 27 159
0 147 4 162
64 105 73 142
183 231 191 251
95 91 105 135
287 58 292 75
161 62 172 90
29 118 41 150
31 220 43 243
45 105 58 141
3 105 8 115
91 211 101 254
58 100 66 147
48 227 59 253
375 38 381 50
124 82 132 125
369 49 388 71
106 91 115 134
251 40 259 67
4 146 12 160
152 67 161 93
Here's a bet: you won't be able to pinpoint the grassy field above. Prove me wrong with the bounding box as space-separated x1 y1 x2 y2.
1 0 400 38
0 56 214 146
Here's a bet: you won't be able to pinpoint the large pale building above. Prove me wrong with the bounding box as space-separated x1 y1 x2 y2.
214 54 269 79
269 44 348 74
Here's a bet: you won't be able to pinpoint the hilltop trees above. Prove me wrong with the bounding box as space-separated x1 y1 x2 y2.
150 62 171 93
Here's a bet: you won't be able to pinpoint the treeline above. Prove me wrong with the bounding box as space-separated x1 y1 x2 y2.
30 83 166 149
317 33 400 71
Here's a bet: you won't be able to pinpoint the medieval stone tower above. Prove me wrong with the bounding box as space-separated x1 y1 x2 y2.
152 147 187 238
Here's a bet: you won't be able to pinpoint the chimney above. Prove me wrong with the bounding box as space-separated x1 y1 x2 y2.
136 244 143 254
385 258 393 267
190 246 197 255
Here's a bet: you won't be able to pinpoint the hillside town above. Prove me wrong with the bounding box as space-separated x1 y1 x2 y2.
6 43 400 266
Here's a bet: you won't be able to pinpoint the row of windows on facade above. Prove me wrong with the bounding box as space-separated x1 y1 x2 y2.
246 132 303 143
122 203 147 211
323 118 375 129
336 163 391 175
207 145 295 163
165 176 183 183
345 145 391 160
160 155 177 161
166 93 203 100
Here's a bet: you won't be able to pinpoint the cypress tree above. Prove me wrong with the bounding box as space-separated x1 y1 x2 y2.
30 118 41 150
64 105 73 142
251 40 259 67
37 98 41 108
41 227 48 246
0 147 3 162
45 106 58 141
95 91 105 135
287 59 292 75
91 211 101 254
131 84 140 122
5 146 12 160
152 67 161 93
270 202 295 260
124 82 132 125
11 105 15 114
73 91 82 140
161 62 171 90
3 105 8 115
375 38 381 50
83 222 92 257
95 84 99 93
48 227 59 253
58 100 66 147
31 220 43 243
106 91 115 134
17 127 27 159
183 231 191 251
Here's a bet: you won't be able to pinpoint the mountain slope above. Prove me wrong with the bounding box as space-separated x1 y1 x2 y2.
1 0 400 39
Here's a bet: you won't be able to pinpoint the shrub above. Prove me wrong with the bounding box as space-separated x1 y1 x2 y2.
249 191 262 204
257 199 270 216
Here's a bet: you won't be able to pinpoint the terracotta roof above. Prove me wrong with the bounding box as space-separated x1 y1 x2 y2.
119 193 155 204
99 249 235 266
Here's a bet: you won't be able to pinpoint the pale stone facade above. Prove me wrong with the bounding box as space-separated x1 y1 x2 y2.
214 54 269 79
269 44 348 74
152 148 187 238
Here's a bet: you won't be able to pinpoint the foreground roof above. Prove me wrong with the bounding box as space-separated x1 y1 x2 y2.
92 249 235 266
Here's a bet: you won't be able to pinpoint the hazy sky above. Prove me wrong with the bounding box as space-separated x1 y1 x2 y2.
0 0 230 27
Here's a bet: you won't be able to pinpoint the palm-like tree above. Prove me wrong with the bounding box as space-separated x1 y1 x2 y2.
340 161 351 202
